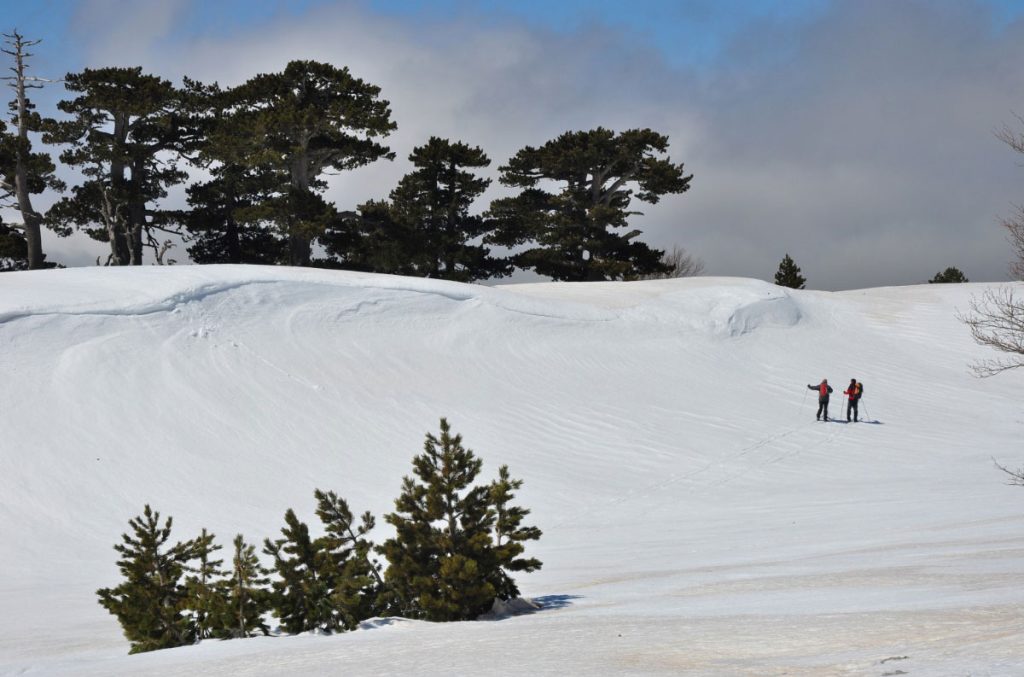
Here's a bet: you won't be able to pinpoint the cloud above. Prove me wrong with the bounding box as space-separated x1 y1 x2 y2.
33 0 1024 288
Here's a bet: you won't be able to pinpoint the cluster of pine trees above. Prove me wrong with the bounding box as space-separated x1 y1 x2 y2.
97 420 542 654
0 33 693 281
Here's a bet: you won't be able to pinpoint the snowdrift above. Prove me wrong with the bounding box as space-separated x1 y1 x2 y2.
1 266 1022 675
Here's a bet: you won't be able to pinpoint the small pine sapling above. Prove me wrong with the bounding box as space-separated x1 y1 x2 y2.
216 534 271 639
314 489 384 628
263 509 340 634
488 465 543 600
381 418 505 621
183 528 224 641
96 505 207 654
774 253 807 289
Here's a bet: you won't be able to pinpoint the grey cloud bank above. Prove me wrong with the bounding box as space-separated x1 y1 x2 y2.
41 0 1024 289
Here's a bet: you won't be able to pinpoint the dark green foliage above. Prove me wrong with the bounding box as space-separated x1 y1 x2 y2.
774 253 806 289
929 266 969 283
183 529 224 641
182 170 288 264
0 218 28 271
44 67 192 265
380 419 542 622
487 127 692 281
178 79 288 264
214 534 272 639
263 509 338 634
314 490 385 626
213 60 396 266
96 506 208 654
325 137 507 280
263 494 381 634
488 465 543 600
0 219 58 270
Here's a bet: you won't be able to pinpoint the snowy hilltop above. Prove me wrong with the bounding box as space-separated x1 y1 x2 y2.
1 265 1022 675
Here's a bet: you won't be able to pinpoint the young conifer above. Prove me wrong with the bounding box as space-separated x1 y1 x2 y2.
381 419 506 621
263 509 339 634
774 253 807 289
216 534 271 639
314 490 384 628
96 505 206 654
183 528 224 641
488 465 543 600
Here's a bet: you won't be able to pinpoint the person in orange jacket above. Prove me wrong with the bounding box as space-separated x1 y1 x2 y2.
807 379 833 421
843 379 864 422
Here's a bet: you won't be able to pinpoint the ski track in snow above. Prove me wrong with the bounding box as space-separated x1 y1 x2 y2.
1 267 1023 676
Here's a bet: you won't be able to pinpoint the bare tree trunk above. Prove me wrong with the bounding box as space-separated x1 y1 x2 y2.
4 32 45 268
107 116 131 265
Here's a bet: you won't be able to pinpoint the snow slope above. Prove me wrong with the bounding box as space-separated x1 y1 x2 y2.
1 266 1022 676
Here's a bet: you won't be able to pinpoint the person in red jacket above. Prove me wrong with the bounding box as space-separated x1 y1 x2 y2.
807 379 833 421
844 379 863 422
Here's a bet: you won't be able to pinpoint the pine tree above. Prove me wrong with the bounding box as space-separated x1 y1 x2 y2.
488 465 543 600
263 509 340 634
44 67 191 265
183 528 224 641
774 253 806 289
215 534 271 639
179 78 289 264
380 419 502 621
217 60 395 266
325 137 506 280
96 506 206 654
929 266 968 283
487 127 692 281
314 490 384 627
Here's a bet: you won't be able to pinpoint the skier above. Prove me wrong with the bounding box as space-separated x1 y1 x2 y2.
844 379 863 422
807 379 833 421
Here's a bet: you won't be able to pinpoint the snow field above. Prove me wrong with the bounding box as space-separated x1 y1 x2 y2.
1 266 1022 675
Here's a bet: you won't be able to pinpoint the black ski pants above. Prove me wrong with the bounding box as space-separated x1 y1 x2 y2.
816 398 829 420
847 398 859 422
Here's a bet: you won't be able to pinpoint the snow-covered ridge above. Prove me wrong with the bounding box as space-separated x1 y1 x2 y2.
0 265 807 337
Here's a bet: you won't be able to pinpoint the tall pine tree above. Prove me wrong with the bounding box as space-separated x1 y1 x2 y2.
219 60 395 266
45 67 191 265
326 137 506 280
176 79 287 264
488 127 692 281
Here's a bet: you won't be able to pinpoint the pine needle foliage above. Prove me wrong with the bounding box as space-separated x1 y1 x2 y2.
214 534 272 639
96 505 208 654
380 419 542 621
183 528 224 641
774 253 806 289
929 266 968 283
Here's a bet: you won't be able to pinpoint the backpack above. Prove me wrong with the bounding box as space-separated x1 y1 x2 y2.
855 383 863 398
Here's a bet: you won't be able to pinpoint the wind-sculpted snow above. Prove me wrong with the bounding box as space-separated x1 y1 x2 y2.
0 266 1022 676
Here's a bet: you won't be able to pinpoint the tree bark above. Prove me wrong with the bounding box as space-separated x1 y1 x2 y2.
8 33 44 269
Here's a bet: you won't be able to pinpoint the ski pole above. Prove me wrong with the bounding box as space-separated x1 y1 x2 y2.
861 401 869 421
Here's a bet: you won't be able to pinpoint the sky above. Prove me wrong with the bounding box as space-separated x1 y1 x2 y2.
5 0 1024 290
